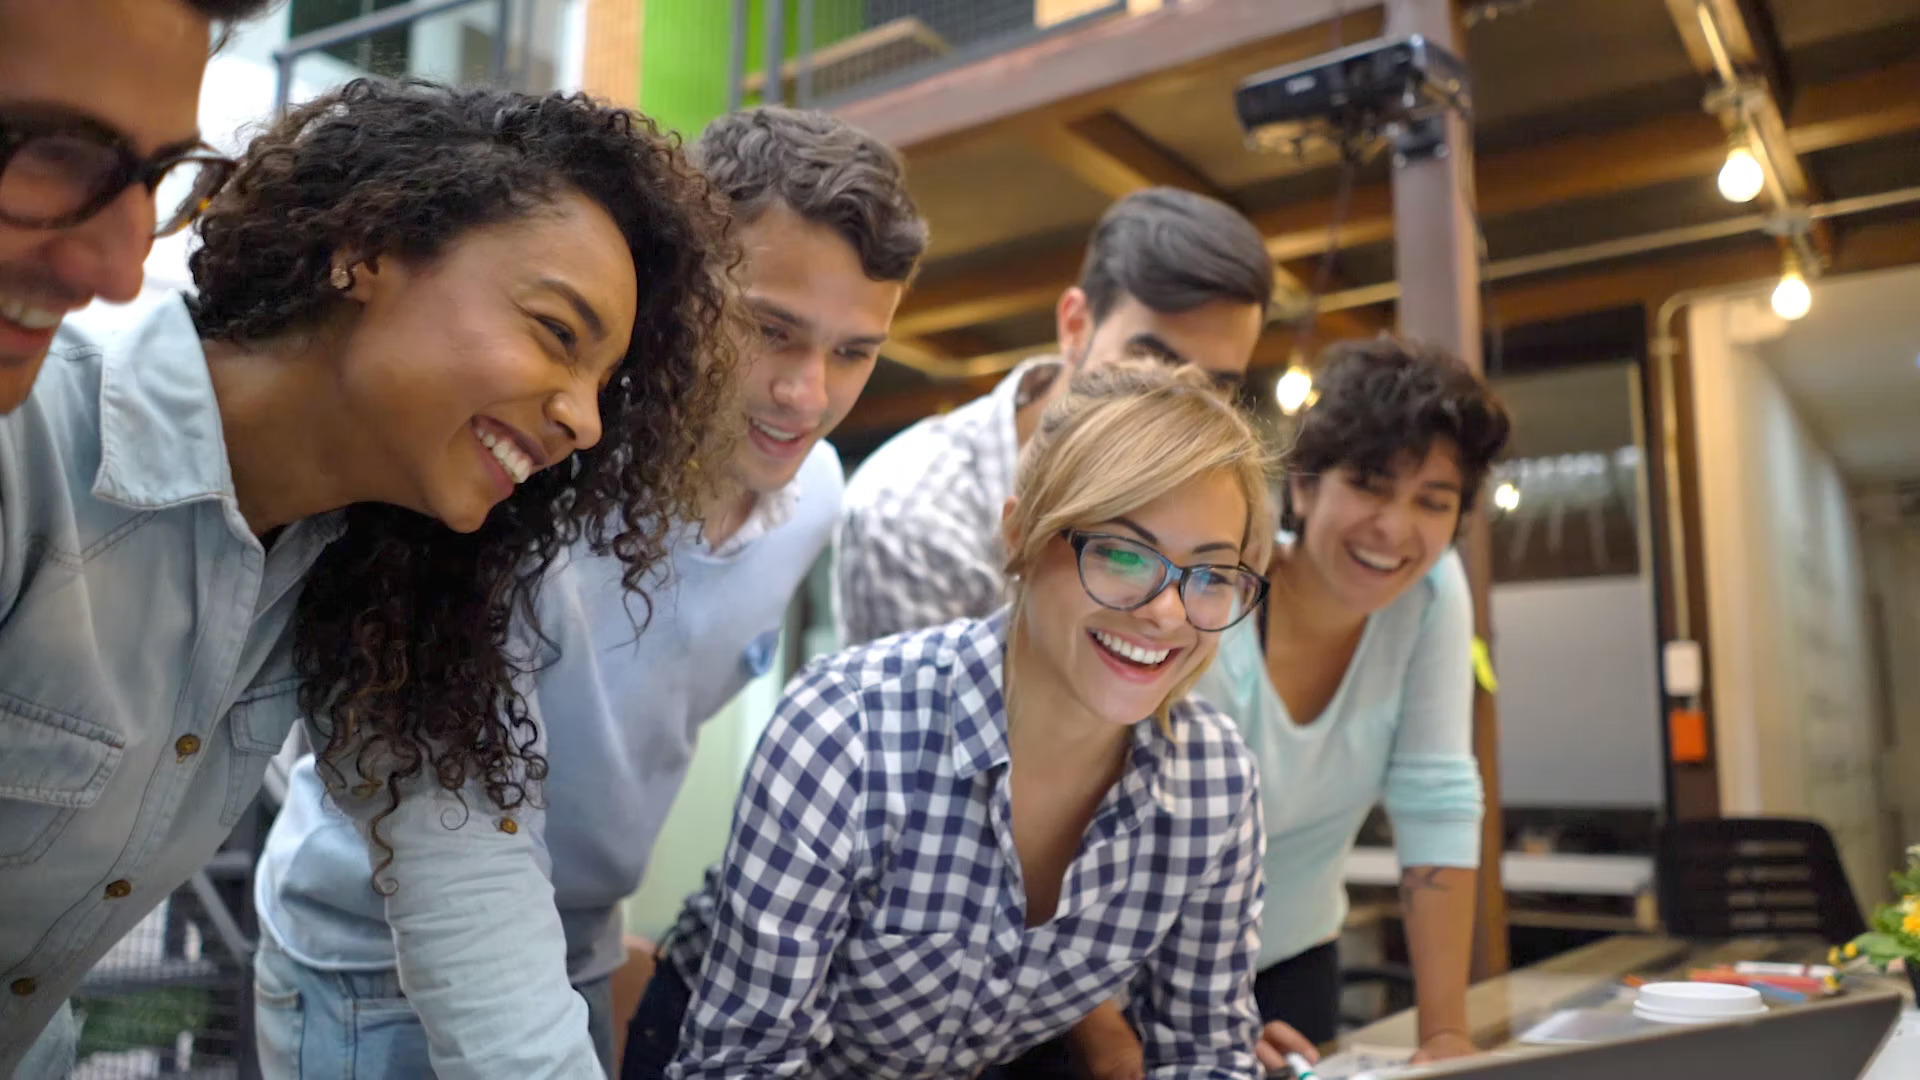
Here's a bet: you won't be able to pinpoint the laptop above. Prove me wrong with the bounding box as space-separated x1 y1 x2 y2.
1372 991 1904 1080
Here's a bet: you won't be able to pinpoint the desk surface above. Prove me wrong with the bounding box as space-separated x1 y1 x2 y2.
1344 847 1654 897
1341 935 1917 1077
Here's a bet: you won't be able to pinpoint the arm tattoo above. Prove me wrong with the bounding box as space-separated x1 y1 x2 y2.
1399 866 1450 904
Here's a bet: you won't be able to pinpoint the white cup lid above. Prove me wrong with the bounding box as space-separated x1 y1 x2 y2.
1635 981 1767 1018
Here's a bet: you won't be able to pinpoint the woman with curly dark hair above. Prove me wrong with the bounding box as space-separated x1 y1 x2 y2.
0 78 736 1079
1188 338 1511 1073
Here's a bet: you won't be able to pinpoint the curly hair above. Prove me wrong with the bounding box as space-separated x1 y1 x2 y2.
690 106 927 284
187 79 741 881
1282 337 1511 532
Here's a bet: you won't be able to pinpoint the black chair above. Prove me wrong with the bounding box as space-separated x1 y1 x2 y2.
1655 817 1866 943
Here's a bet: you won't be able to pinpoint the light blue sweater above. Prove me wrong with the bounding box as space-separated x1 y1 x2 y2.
255 442 845 992
1191 548 1484 969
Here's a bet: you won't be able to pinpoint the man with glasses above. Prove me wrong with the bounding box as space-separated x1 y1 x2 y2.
834 186 1273 647
0 0 263 413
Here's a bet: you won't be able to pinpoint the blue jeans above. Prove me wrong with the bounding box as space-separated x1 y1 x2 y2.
254 937 614 1077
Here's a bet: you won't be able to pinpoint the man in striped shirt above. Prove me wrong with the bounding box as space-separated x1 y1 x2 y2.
834 187 1273 650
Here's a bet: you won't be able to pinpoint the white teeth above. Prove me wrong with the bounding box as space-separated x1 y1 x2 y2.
0 296 66 331
1092 630 1172 667
477 427 533 484
750 418 802 443
1350 547 1403 572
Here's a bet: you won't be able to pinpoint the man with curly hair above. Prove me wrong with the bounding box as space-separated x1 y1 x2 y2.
0 0 276 412
250 105 927 1080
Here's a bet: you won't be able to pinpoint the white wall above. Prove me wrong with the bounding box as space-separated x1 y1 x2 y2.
1858 502 1920 869
1689 296 1888 904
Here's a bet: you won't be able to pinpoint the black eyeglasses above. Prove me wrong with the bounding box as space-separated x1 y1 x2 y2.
1062 530 1268 632
0 108 237 238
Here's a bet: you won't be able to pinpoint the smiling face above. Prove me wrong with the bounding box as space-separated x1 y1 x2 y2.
1056 288 1263 388
1015 469 1251 729
1289 439 1465 615
0 0 211 410
732 202 902 495
333 190 636 533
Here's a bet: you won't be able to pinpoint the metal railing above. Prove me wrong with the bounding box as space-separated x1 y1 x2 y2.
730 0 1135 112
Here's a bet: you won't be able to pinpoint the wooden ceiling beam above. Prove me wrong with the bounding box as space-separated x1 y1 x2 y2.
856 219 1920 438
1025 111 1386 331
1029 111 1230 201
851 216 1920 436
1663 0 1830 259
840 373 1002 435
892 55 1920 339
832 0 1384 158
893 247 1086 338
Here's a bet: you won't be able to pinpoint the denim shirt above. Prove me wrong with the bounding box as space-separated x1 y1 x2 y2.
2 297 606 1080
0 297 345 1074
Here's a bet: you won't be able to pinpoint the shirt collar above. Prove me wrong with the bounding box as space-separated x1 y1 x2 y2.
88 294 237 510
946 611 1013 782
945 608 1178 826
698 470 803 559
981 356 1064 509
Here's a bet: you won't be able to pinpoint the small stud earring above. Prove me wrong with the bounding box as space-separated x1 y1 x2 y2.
329 265 353 291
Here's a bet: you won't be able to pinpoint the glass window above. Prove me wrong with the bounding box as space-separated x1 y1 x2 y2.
1486 362 1647 583
290 0 413 78
284 0 577 102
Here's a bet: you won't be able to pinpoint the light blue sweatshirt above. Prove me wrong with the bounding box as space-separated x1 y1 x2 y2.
1191 548 1484 969
254 442 843 1068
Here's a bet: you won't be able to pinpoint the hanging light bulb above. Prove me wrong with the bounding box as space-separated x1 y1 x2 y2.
1717 143 1764 203
1771 248 1812 321
1275 365 1313 415
1493 481 1521 512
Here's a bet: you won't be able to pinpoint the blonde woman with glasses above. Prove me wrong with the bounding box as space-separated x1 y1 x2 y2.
630 358 1273 1080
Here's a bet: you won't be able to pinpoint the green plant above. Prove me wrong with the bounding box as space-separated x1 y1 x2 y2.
1831 845 1920 972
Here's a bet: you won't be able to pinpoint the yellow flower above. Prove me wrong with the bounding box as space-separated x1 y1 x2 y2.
1828 946 1842 965
1845 942 1861 958
1904 909 1920 936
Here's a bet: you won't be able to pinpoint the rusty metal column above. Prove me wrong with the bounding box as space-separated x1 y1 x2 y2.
1386 0 1511 980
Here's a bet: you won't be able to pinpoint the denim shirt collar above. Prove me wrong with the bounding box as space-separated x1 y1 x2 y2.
89 295 238 511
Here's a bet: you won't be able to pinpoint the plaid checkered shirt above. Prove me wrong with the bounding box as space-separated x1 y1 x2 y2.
663 613 1265 1079
833 359 1057 646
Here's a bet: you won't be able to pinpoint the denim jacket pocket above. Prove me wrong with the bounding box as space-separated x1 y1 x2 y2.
0 693 125 867
222 677 303 826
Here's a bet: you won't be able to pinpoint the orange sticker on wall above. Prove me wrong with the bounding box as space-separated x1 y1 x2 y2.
1669 706 1709 764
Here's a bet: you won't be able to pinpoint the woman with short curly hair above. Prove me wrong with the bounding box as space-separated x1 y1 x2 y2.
0 78 737 1078
1193 338 1511 1072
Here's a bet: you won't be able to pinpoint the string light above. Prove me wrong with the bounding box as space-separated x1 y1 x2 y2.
1275 365 1313 415
1771 249 1812 321
1493 481 1521 512
1716 143 1764 203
